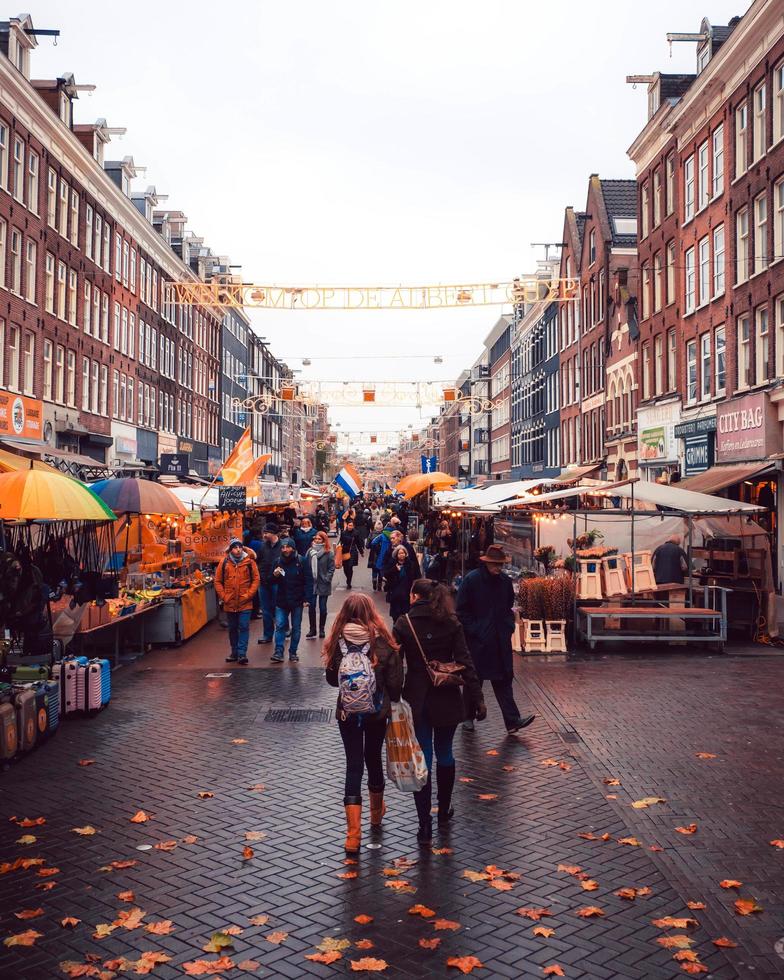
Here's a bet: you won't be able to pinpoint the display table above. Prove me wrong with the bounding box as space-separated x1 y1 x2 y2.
78 602 163 666
141 581 217 646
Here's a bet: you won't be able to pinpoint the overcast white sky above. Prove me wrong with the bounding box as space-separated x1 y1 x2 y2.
34 0 743 452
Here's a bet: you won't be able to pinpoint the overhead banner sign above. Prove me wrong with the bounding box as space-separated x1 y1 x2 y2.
0 390 43 441
167 278 580 311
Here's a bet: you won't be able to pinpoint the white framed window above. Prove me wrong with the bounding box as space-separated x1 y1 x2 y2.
775 61 784 145
775 178 784 262
58 180 68 236
113 302 120 350
91 360 99 414
22 330 34 395
667 327 677 390
776 296 784 378
102 294 109 343
698 236 710 305
44 251 54 312
589 229 596 265
85 205 93 260
83 281 91 335
115 232 122 281
121 307 128 354
735 102 748 177
754 193 768 274
128 312 135 359
666 240 675 304
127 378 134 422
0 218 5 289
653 168 661 227
753 82 766 161
665 153 675 215
700 333 711 400
642 343 651 400
698 141 709 210
100 365 108 416
55 345 64 403
10 228 21 295
55 262 65 319
715 325 726 395
685 246 695 312
7 324 19 391
641 181 649 239
69 189 79 247
102 225 110 273
130 249 136 293
713 225 725 296
756 306 769 383
712 125 724 197
653 252 662 312
12 137 24 203
66 350 76 407
122 240 129 287
26 150 38 213
654 334 663 395
737 314 751 389
0 124 7 190
736 207 749 283
686 339 697 404
92 287 100 341
81 356 90 411
641 264 650 319
68 270 77 326
94 214 102 266
684 155 695 221
24 239 35 304
112 370 119 418
42 338 52 401
46 168 56 226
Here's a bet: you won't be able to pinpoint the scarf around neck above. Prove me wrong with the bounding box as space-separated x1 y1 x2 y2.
342 622 371 646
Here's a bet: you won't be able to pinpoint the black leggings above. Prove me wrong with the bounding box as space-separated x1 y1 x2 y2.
338 716 387 802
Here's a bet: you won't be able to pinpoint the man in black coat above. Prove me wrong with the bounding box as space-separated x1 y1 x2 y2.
456 544 535 735
255 523 282 645
270 538 306 663
383 529 421 580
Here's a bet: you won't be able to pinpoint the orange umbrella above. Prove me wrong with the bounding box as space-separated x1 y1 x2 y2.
396 472 457 499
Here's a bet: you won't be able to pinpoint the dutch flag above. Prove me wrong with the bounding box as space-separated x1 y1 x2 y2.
335 463 363 499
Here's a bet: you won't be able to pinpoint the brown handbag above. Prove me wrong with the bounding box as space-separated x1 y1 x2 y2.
405 614 465 688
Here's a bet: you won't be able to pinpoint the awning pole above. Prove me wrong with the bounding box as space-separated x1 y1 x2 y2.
687 514 693 607
630 481 636 601
572 508 578 648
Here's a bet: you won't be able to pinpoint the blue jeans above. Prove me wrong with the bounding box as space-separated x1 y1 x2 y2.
414 712 457 772
274 605 303 659
226 610 252 660
259 583 278 641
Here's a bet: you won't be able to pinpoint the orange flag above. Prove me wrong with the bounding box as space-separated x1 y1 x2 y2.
220 428 254 485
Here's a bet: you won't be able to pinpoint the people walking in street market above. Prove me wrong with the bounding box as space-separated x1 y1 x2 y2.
456 544 535 734
324 593 403 853
393 579 485 843
304 531 335 639
271 537 306 663
244 524 264 619
368 520 385 591
293 515 317 556
652 534 689 584
386 545 417 622
215 538 260 665
384 529 421 579
256 523 282 645
339 519 364 589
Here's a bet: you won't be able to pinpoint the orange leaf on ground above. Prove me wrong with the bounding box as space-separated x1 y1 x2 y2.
432 847 453 855
516 907 552 921
355 914 374 924
182 835 199 844
712 937 738 948
237 962 260 972
433 919 461 931
419 938 441 949
247 784 266 792
356 939 374 949
36 882 56 891
649 845 663 852
533 926 555 937
575 907 604 918
350 957 389 971
385 880 415 893
306 951 343 964
631 797 666 809
581 879 599 891
686 901 706 910
15 834 37 844
14 817 46 827
78 759 95 766
182 958 236 975
680 964 708 975
617 837 641 847
101 860 137 872
3 929 42 946
446 955 484 974
145 920 174 935
477 794 498 801
615 888 639 900
603 777 620 786
338 871 358 880
154 840 177 851
675 824 698 835
248 914 269 926
557 864 582 875
489 880 514 891
543 967 566 977
115 906 146 930
231 738 248 744
559 762 571 772
652 917 698 929
14 908 44 919
265 931 288 944
222 926 243 936
409 905 436 917
94 923 117 938
673 951 699 963
117 890 135 902
656 935 694 949
37 867 60 877
242 846 254 861
382 867 402 876
502 765 517 772
129 810 150 823
459 777 474 783
542 759 559 767
486 749 499 756
244 831 266 842
734 898 763 915
462 870 490 883
769 839 784 848
197 792 214 799
72 826 98 836
695 752 717 759
60 917 80 928
720 880 742 889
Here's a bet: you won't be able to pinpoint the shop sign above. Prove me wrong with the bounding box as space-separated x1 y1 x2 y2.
178 512 244 563
684 433 715 475
674 416 717 438
640 426 667 461
115 436 137 455
0 390 43 441
716 392 778 462
178 440 194 454
218 485 247 512
160 453 190 478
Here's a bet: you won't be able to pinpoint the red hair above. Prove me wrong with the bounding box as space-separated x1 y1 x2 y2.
314 530 331 552
322 592 398 667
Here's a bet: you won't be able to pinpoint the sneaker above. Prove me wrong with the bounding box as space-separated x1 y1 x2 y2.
289 655 299 663
270 654 284 664
258 637 273 645
238 657 249 665
318 631 326 638
225 655 238 663
506 714 536 734
305 632 317 639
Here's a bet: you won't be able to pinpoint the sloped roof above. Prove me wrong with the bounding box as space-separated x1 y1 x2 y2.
575 212 588 252
600 179 637 247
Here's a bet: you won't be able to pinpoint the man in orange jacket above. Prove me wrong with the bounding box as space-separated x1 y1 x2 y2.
215 538 260 665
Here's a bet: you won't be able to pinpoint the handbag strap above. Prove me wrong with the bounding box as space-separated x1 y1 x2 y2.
405 614 431 671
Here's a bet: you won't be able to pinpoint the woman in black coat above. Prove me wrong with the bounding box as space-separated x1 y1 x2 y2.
385 546 416 622
338 520 364 589
393 579 485 843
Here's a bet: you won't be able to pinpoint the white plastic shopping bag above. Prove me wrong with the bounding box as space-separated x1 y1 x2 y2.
385 699 428 792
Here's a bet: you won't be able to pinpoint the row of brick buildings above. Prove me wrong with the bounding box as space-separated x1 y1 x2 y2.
439 0 784 582
0 15 328 485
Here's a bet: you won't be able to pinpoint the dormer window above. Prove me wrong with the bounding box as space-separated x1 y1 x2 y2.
696 44 710 74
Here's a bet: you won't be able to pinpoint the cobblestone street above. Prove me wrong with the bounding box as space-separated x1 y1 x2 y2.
1 569 783 979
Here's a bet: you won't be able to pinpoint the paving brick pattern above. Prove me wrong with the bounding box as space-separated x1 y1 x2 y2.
0 572 779 978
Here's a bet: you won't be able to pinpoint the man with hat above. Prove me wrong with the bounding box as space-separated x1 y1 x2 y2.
215 538 260 665
456 544 535 735
256 522 283 646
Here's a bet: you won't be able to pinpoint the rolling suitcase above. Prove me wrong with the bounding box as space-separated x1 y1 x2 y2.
12 664 50 683
89 658 111 707
14 687 37 752
84 662 102 713
32 680 59 739
0 700 17 760
57 659 80 716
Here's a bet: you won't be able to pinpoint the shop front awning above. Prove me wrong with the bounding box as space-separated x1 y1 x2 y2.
558 463 602 481
678 462 775 495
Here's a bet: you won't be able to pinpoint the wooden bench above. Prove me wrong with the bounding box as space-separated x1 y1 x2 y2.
578 601 726 652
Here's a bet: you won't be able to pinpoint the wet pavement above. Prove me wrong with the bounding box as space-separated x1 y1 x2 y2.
1 565 783 979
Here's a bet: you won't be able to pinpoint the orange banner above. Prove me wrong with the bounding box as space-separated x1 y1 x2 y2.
180 583 208 638
0 390 44 441
178 512 244 563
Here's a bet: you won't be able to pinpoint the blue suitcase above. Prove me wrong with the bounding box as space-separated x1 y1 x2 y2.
89 658 111 707
32 680 59 739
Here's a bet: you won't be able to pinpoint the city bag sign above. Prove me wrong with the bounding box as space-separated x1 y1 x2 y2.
716 392 778 463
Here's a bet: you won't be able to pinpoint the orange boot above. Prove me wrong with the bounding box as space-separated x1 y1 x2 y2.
369 788 386 827
344 798 362 853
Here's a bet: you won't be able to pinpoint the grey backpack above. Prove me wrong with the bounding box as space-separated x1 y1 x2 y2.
338 639 378 715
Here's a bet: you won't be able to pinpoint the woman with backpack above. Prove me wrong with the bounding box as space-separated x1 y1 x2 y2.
393 579 485 843
324 593 403 854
